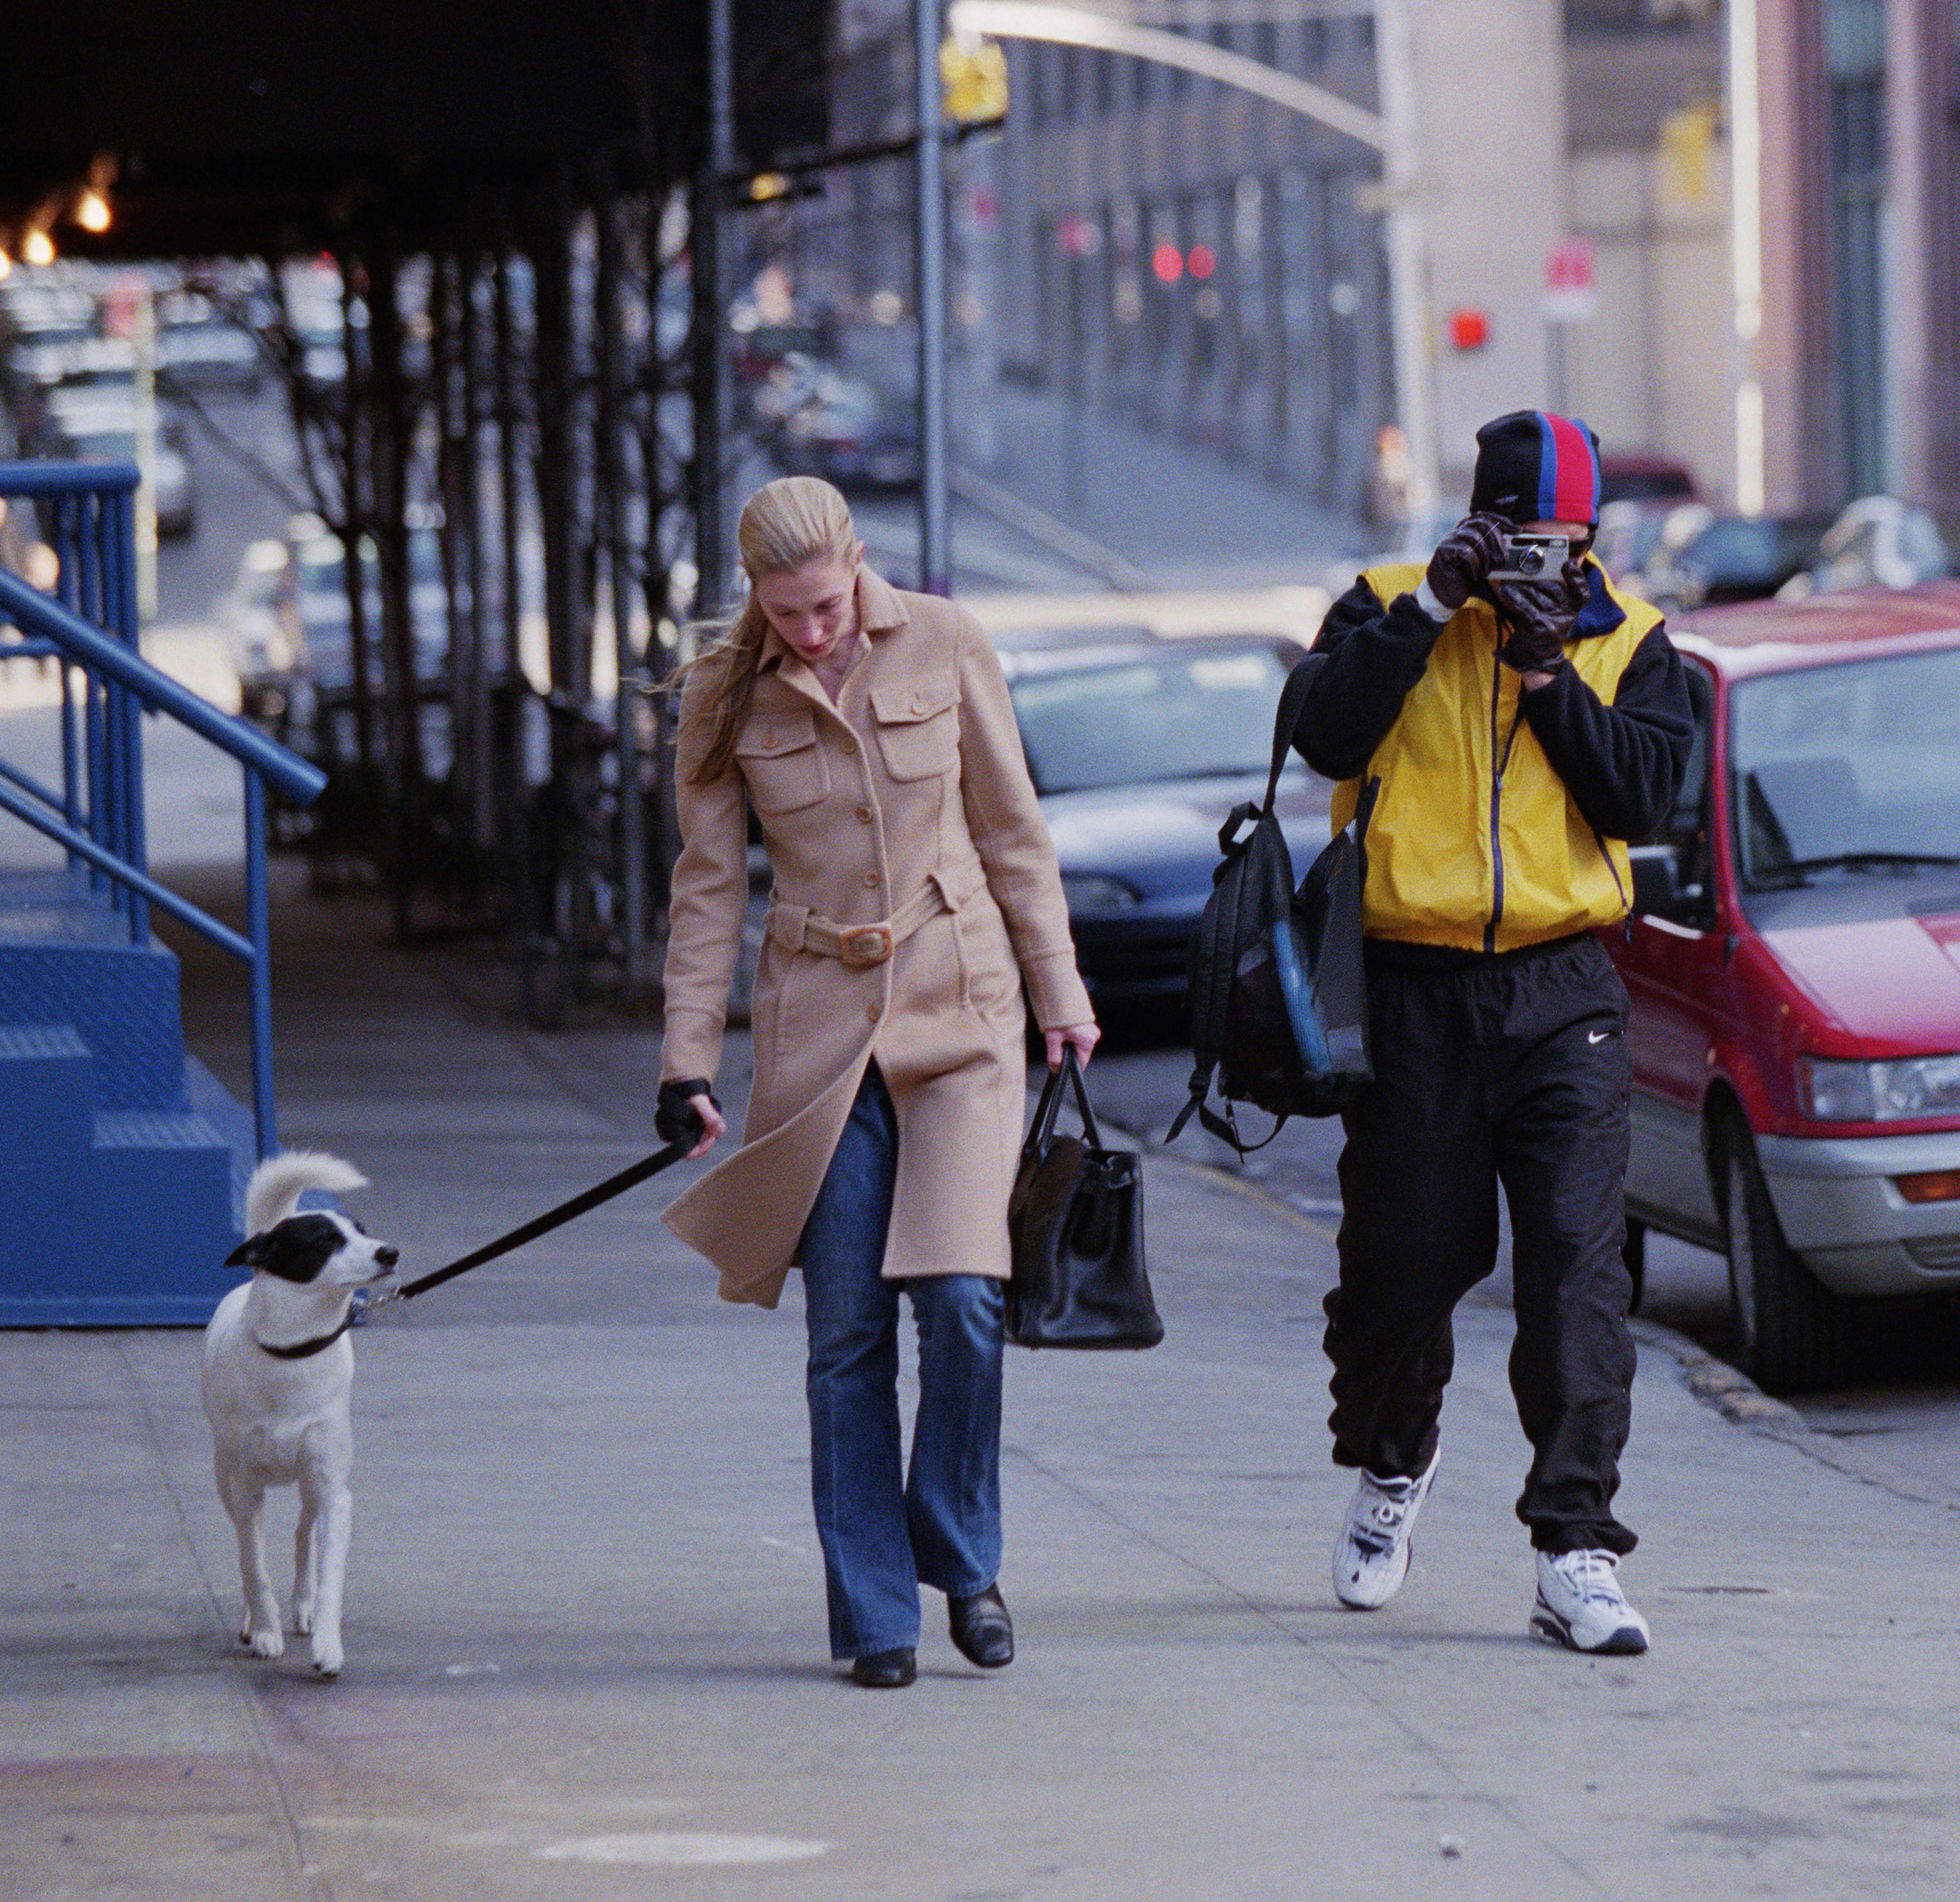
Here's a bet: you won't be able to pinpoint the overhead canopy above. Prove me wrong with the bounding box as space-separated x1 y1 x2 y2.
0 1 820 259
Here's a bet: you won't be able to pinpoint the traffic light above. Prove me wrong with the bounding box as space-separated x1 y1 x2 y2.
941 37 1008 125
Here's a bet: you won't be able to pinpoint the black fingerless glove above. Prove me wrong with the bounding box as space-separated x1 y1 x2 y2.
655 1078 718 1144
1491 561 1587 675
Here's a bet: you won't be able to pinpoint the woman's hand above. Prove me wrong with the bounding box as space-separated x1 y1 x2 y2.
656 1078 727 1160
1044 1021 1101 1072
685 1093 727 1160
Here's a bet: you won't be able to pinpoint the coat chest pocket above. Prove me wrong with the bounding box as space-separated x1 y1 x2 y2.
736 708 829 813
870 675 961 781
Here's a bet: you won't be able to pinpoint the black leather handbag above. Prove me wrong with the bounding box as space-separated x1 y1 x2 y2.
1006 1048 1163 1350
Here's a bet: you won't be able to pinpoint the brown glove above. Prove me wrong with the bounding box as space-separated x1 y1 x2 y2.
1492 560 1587 675
1424 512 1512 613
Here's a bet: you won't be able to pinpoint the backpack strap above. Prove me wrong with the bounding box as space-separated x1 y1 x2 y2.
1195 1096 1288 1155
1169 792 1263 1143
1167 655 1328 1156
1263 652 1324 814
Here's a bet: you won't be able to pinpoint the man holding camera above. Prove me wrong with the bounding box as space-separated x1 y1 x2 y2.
1293 410 1693 1652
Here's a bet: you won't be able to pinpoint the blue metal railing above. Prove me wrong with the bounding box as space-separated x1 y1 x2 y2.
0 463 326 1157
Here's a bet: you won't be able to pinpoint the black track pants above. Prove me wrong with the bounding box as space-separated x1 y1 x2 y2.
1325 932 1637 1555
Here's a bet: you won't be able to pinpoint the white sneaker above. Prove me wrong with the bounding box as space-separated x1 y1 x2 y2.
1531 1549 1651 1654
1332 1447 1440 1609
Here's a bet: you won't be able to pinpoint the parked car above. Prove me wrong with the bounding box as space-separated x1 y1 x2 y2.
283 515 454 776
1598 450 1699 507
158 317 264 394
1776 495 1955 600
1607 581 1960 1391
992 626 1321 1006
775 373 920 491
748 350 829 448
219 537 305 726
1634 509 1835 612
40 394 196 538
1592 498 1688 585
13 334 136 399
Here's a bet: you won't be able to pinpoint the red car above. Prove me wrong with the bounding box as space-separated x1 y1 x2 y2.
1608 582 1960 1392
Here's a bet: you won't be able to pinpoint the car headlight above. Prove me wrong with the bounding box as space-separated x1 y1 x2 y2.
1060 873 1139 914
1800 1053 1960 1122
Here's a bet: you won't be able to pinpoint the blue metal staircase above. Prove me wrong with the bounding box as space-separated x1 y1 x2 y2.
0 464 324 1324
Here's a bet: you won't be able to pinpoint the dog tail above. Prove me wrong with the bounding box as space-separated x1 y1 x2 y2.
244 1150 369 1235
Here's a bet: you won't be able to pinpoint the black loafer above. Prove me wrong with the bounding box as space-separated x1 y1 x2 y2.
849 1647 917 1688
948 1583 1014 1669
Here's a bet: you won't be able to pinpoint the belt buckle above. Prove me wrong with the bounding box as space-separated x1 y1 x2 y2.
840 923 894 969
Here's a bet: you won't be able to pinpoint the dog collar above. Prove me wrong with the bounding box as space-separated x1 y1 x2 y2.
251 1318 355 1360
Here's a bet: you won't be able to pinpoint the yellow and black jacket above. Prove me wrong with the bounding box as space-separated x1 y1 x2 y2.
1295 559 1692 956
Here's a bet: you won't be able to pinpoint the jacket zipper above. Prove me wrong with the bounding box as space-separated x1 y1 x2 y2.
1485 644 1505 954
1484 641 1530 954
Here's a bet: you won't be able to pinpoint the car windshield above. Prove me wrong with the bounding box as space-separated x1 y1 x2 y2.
1009 647 1293 795
295 528 443 594
67 431 140 461
1685 517 1824 581
1730 648 1960 893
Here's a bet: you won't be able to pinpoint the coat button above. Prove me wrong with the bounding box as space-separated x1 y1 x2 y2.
855 805 873 824
762 729 777 749
866 1003 880 1023
839 736 857 755
911 697 923 714
862 871 880 888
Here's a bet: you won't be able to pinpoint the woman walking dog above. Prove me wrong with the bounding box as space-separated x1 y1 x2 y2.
654 476 1098 1688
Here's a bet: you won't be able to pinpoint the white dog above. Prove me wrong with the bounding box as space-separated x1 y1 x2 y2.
201 1151 398 1677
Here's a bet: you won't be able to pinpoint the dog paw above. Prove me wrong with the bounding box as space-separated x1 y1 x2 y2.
244 1627 285 1659
292 1604 314 1636
311 1649 343 1679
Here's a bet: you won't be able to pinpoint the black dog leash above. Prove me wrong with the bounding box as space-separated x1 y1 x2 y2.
359 1138 691 1313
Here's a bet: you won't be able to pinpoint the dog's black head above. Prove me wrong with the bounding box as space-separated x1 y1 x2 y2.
227 1212 400 1287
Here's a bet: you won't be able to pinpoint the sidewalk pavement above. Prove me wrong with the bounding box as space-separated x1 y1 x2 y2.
5 862 1960 1902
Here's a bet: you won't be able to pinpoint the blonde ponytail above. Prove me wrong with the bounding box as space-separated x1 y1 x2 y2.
679 476 860 784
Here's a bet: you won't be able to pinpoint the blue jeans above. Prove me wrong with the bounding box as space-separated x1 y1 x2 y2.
799 1065 1005 1659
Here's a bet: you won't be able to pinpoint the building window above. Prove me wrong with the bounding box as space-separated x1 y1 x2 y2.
1828 0 1887 495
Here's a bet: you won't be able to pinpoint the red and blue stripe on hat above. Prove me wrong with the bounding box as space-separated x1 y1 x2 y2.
1533 411 1601 526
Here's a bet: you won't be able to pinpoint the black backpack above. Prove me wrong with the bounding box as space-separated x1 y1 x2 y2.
1166 654 1374 1158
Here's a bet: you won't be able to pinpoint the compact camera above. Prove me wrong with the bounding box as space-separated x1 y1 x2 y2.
1489 533 1570 583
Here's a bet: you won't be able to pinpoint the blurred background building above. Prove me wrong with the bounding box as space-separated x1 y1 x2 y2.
818 0 1960 524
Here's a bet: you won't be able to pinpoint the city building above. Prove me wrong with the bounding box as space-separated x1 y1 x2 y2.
815 1 1955 531
1754 0 1960 516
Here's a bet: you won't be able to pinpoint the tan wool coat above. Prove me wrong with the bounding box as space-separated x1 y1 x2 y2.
658 566 1093 1309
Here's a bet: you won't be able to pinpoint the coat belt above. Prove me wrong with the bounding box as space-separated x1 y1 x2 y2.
768 880 951 969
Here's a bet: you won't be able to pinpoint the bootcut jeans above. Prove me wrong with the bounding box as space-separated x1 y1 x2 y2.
798 1063 1005 1660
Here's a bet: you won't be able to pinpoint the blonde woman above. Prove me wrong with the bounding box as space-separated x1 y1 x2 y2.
653 476 1098 1688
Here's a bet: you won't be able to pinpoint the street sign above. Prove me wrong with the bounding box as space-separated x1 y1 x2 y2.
1542 238 1597 324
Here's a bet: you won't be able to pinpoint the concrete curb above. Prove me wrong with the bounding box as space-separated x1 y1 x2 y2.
1629 1317 1811 1437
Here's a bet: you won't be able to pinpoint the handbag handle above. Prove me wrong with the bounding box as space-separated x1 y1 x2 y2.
1023 1044 1102 1162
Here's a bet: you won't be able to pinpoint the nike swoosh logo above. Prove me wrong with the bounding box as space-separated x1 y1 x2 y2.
1588 1029 1613 1044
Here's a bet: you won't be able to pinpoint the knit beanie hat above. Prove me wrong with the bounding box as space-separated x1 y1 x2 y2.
1469 410 1602 526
